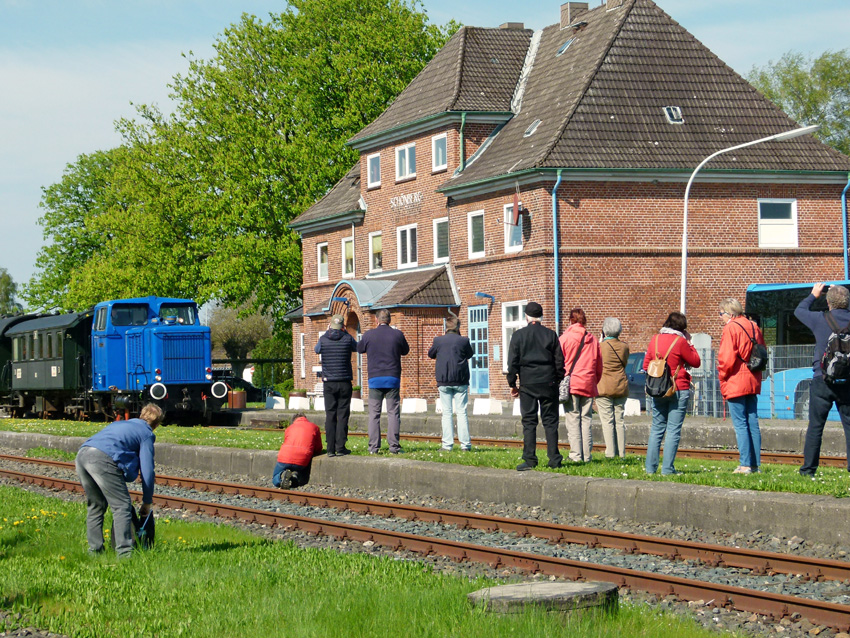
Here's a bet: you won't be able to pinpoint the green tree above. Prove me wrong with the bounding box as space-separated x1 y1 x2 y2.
748 49 850 156
250 327 293 389
28 0 455 318
0 268 23 315
208 303 273 379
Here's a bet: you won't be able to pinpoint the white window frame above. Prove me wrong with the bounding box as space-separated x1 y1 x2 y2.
433 217 449 264
504 203 523 253
299 333 306 379
342 236 355 277
431 133 447 172
368 231 383 273
468 210 485 259
317 242 329 282
502 301 528 372
758 198 798 248
395 142 416 181
367 152 381 189
397 223 418 269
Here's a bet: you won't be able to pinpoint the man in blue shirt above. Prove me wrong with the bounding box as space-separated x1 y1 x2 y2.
356 309 410 454
75 404 163 556
794 283 850 476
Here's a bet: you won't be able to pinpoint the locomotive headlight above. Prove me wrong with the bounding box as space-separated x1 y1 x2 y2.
155 375 162 381
205 373 213 380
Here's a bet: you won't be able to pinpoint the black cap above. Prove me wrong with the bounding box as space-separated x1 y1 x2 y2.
525 302 543 318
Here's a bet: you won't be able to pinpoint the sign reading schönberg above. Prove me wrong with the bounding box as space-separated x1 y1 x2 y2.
389 191 423 211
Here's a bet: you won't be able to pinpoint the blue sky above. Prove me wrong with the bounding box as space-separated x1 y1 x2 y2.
1 0 849 296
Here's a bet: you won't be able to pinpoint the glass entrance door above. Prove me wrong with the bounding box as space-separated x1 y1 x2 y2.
468 305 489 394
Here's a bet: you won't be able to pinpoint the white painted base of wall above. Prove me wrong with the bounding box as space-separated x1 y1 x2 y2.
265 396 287 410
473 398 503 415
288 396 311 411
313 396 325 412
401 398 428 413
624 398 641 416
350 398 365 412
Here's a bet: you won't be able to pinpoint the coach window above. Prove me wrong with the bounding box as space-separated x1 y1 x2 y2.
395 142 416 181
28 335 34 360
12 337 20 361
758 199 797 248
46 333 53 359
57 332 63 357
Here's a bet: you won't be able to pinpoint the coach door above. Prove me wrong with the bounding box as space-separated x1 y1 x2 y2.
468 305 489 394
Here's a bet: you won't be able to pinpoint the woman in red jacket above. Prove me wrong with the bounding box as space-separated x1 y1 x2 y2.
642 312 701 475
717 298 765 474
560 308 603 462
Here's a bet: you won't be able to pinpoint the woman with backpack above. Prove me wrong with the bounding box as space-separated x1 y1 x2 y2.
717 298 766 474
559 308 603 462
642 311 701 475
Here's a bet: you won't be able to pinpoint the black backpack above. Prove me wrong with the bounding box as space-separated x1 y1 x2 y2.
645 335 680 399
821 312 850 383
733 320 767 372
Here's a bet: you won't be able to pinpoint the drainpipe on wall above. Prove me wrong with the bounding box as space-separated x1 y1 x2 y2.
552 170 563 333
459 112 467 172
843 174 850 280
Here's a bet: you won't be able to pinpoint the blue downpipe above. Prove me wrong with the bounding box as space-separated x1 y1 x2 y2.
552 170 563 333
843 174 850 279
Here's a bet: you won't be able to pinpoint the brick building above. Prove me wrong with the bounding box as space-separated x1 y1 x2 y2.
288 0 850 402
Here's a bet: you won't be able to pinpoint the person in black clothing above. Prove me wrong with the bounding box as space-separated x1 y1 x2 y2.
315 314 358 456
428 315 474 451
506 301 565 471
794 283 850 476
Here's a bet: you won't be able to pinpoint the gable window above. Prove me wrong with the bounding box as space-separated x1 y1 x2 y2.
397 223 418 268
317 242 329 281
433 217 449 263
342 237 354 277
504 204 523 253
369 231 382 272
502 301 528 371
758 199 798 248
432 134 447 172
468 210 485 259
396 142 416 181
367 152 381 188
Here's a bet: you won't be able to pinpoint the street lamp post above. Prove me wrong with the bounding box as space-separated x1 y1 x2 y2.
679 124 819 314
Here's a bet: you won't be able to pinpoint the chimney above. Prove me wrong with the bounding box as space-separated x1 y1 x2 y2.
560 2 589 29
499 22 525 29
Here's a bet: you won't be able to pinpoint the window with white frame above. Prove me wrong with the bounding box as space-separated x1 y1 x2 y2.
397 223 417 268
504 203 523 253
502 301 528 371
367 152 381 188
468 210 485 259
433 217 449 263
317 242 328 281
395 142 416 181
369 231 382 272
432 134 447 172
342 237 354 277
299 333 305 378
758 199 798 248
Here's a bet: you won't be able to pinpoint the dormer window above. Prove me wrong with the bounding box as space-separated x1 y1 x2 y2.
556 38 575 56
524 119 542 137
663 106 684 125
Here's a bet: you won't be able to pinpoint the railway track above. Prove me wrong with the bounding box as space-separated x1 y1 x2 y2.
242 428 847 468
2 455 850 630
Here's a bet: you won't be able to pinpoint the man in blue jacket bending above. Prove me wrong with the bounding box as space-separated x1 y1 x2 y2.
75 403 163 556
357 309 410 454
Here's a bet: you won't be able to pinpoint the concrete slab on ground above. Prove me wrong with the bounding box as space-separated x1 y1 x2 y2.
468 582 619 614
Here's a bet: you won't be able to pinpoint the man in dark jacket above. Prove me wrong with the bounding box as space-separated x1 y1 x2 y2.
506 301 565 471
356 309 410 454
315 314 358 456
75 403 163 556
428 315 474 451
794 283 850 476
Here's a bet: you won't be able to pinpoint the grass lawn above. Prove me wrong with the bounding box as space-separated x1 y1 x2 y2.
0 486 735 638
1 418 849 498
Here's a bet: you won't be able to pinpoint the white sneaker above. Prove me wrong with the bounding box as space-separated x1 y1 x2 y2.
733 466 752 474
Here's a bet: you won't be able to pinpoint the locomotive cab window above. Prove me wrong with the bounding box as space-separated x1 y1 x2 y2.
111 304 148 326
94 308 107 331
159 305 196 325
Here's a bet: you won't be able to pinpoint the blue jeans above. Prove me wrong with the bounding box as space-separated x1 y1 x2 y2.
272 462 309 488
727 394 761 469
438 385 470 450
646 389 689 474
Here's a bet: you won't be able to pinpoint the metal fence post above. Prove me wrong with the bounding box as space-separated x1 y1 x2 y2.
768 346 776 420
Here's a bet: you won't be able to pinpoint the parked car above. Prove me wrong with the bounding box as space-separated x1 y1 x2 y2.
625 352 646 409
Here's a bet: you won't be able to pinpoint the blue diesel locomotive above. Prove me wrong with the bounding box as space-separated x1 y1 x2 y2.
0 296 229 422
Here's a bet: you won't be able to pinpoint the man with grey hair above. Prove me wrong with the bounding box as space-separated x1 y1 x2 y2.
794 283 850 476
315 314 357 456
357 309 410 454
75 403 163 556
428 314 474 451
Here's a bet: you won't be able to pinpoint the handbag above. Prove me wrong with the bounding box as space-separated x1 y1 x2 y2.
644 335 681 399
559 331 586 401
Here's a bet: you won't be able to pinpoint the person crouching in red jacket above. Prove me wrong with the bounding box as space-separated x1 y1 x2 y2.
273 413 323 489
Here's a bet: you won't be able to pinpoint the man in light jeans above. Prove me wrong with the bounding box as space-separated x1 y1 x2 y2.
428 315 474 451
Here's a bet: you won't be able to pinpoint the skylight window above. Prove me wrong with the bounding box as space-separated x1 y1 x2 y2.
663 106 684 125
524 119 541 137
556 38 575 57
